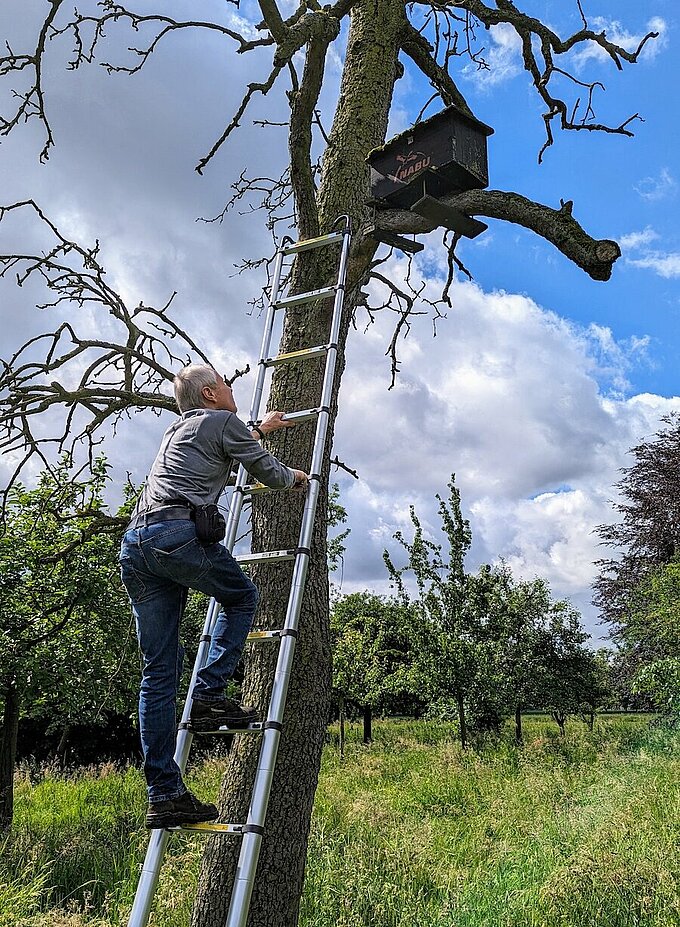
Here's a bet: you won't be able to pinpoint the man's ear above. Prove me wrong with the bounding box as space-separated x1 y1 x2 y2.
202 384 216 404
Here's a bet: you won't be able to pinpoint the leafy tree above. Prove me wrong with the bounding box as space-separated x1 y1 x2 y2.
331 592 422 743
385 475 483 747
483 570 553 744
542 601 591 736
575 648 615 731
595 415 680 636
626 559 680 721
0 457 137 828
479 567 592 741
595 419 680 721
0 4 659 923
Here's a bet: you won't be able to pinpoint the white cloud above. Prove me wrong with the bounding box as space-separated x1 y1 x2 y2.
332 265 680 632
619 221 680 280
618 227 660 251
634 168 678 203
628 252 680 279
463 23 523 88
572 16 667 67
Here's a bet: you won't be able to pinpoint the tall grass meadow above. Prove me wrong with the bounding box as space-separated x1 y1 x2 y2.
2 717 678 927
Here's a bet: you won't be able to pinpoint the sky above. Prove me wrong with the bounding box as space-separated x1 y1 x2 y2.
1 1 679 641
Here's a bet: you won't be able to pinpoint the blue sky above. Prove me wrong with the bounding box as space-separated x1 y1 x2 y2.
429 1 679 397
0 1 679 639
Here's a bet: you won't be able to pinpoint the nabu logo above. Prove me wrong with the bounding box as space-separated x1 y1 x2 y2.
395 151 431 182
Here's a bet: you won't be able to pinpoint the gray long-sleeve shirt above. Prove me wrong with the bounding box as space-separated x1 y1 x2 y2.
131 409 294 516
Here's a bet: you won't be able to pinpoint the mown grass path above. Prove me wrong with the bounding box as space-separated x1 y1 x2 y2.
3 717 678 927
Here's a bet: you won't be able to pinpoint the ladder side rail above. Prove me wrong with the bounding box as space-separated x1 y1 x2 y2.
128 829 172 927
224 224 351 927
224 552 311 927
249 248 287 426
308 226 351 480
181 239 289 730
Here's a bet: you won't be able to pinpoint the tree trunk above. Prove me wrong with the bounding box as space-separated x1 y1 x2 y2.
339 697 345 758
551 709 566 736
0 681 20 831
587 710 595 732
192 4 404 926
456 691 467 750
514 704 523 746
362 706 372 745
56 724 71 768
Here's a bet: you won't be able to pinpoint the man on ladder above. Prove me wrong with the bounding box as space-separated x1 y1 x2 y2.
119 363 309 830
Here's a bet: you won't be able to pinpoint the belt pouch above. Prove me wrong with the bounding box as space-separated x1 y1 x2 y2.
193 503 226 545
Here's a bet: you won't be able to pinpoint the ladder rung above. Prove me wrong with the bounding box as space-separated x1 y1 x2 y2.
282 231 344 255
282 408 320 425
274 286 335 309
262 344 329 368
242 482 273 495
173 822 244 835
190 722 265 735
247 629 284 641
235 550 296 565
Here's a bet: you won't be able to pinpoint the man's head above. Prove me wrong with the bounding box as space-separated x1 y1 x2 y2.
173 364 237 414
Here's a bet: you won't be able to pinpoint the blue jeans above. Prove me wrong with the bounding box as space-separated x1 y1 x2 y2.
119 519 258 802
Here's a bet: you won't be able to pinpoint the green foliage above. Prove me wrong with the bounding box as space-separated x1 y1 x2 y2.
0 457 138 729
624 558 680 719
384 476 483 742
596 418 680 716
383 477 602 741
331 593 422 715
634 659 680 722
327 483 351 575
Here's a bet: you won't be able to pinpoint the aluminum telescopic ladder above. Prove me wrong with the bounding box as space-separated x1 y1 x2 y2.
128 215 352 927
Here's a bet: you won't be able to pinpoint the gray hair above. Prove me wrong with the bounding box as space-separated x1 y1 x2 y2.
173 363 219 412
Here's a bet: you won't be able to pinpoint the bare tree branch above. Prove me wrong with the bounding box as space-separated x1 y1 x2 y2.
365 257 447 389
1 2 255 159
0 0 65 161
196 65 284 175
0 201 210 497
330 455 359 479
444 0 658 160
400 18 474 116
373 188 621 281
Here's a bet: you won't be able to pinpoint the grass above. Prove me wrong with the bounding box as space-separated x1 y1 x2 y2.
2 717 678 927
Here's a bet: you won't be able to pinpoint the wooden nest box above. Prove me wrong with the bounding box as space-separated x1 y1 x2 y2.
367 106 494 241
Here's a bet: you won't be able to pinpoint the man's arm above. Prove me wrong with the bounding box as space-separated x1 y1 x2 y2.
250 411 309 491
222 414 308 491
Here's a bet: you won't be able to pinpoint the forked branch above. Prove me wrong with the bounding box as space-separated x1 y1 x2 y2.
413 1 658 159
0 201 211 498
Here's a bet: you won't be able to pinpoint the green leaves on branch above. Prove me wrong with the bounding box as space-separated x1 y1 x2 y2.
596 416 680 720
331 593 422 717
0 456 138 729
380 474 605 744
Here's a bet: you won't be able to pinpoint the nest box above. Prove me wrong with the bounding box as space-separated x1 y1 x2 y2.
367 105 494 239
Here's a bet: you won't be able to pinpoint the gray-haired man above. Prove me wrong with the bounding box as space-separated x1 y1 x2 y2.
119 364 309 829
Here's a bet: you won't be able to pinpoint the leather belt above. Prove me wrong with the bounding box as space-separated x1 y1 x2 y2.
127 505 194 531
